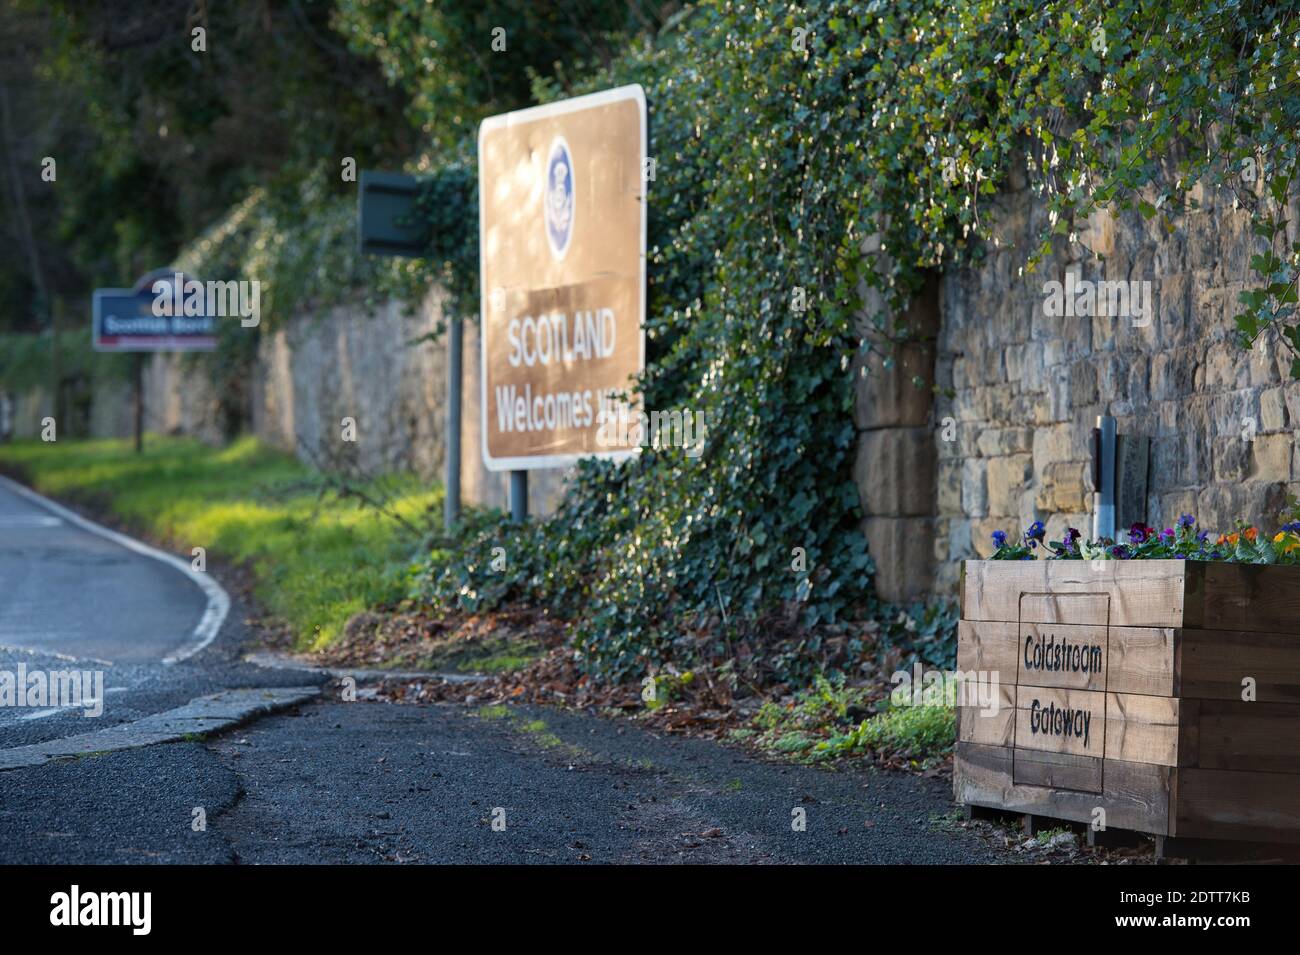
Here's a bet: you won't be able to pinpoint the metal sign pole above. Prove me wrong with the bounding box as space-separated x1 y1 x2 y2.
133 352 144 455
444 317 462 530
51 297 62 433
510 470 528 523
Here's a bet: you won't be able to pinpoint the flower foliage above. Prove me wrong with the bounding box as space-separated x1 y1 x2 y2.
991 502 1300 564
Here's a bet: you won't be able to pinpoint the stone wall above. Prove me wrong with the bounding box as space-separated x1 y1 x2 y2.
253 294 447 479
15 178 1293 588
3 378 132 441
3 291 568 515
252 291 567 512
5 386 52 440
927 178 1299 593
142 352 228 445
853 272 941 603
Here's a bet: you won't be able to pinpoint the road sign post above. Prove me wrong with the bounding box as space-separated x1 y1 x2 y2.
133 353 144 454
355 169 469 531
477 85 648 499
445 316 463 529
510 470 528 523
92 270 218 453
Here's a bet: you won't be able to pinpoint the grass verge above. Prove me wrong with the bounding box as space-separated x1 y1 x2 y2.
731 675 955 770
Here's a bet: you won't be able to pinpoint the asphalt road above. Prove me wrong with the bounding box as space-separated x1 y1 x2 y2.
0 477 1005 865
0 476 207 664
0 477 323 750
0 698 1004 864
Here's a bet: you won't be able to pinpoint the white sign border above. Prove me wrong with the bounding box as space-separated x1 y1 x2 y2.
477 83 647 472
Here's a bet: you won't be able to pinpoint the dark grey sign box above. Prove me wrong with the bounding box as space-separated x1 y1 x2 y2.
357 170 428 258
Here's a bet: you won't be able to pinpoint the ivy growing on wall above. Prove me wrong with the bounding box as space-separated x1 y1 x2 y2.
402 0 1300 685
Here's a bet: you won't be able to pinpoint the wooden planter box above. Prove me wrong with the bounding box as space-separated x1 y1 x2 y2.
955 559 1300 845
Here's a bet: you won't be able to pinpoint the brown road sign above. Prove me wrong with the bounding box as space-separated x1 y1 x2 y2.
478 84 646 470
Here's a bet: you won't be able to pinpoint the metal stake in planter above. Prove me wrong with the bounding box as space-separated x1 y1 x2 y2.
1092 415 1117 541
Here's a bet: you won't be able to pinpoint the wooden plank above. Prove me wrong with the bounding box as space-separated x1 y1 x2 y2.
1102 755 1173 836
964 619 1174 696
1013 686 1104 757
961 560 1188 627
1188 563 1300 634
1173 767 1300 843
1192 700 1300 772
1107 627 1176 696
1178 698 1200 768
955 742 1169 835
1013 748 1102 793
1104 693 1180 766
1018 593 1109 626
956 620 1017 681
1178 628 1300 702
956 683 1015 747
1016 622 1176 696
1018 622 1108 690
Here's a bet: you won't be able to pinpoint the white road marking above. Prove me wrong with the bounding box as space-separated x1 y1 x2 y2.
0 475 230 664
8 686 128 722
19 708 73 722
0 644 113 666
0 515 62 527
